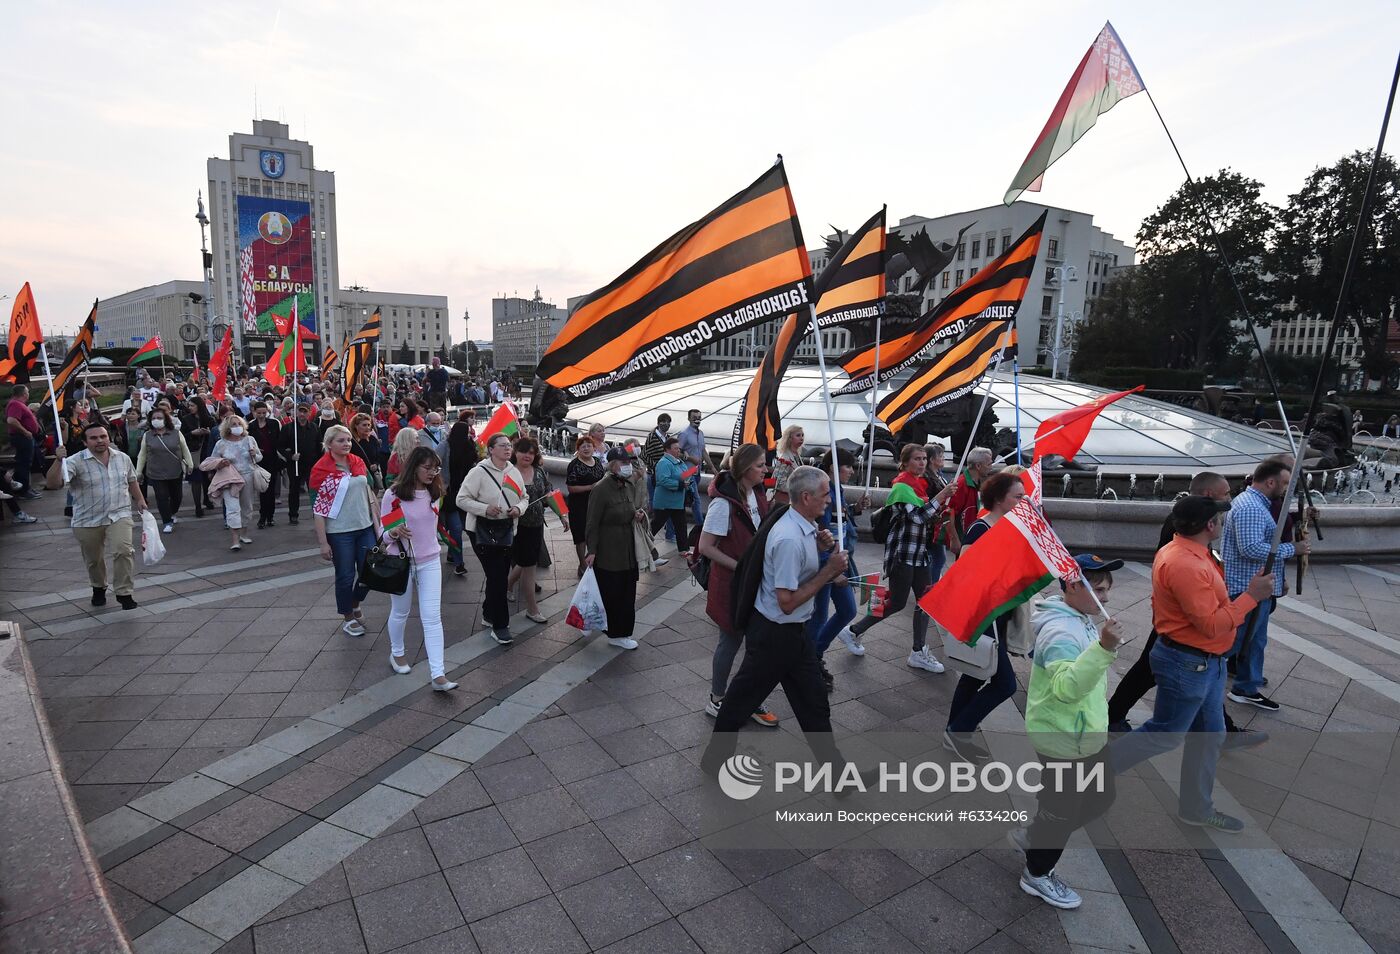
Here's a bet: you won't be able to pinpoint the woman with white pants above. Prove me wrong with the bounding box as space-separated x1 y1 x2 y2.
381 446 457 691
208 414 262 550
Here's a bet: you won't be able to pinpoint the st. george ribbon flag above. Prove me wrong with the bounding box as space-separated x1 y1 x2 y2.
876 321 1019 434
48 300 97 416
339 309 382 409
834 211 1047 395
537 161 813 400
732 207 887 450
1004 20 1145 205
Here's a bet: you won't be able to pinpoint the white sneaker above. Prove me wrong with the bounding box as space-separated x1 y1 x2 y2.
608 637 639 650
342 619 366 637
1019 868 1081 909
239 536 253 544
432 679 458 692
907 646 945 673
705 694 722 718
13 512 36 524
652 557 669 569
836 626 866 657
162 523 173 534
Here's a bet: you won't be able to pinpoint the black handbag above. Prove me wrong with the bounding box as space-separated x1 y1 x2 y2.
474 467 516 548
358 532 413 595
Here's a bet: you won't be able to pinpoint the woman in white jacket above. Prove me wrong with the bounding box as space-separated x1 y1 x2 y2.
455 433 524 645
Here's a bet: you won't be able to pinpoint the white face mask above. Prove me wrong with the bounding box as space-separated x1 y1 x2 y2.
230 426 245 437
321 410 334 420
173 418 181 429
151 418 166 429
618 464 634 479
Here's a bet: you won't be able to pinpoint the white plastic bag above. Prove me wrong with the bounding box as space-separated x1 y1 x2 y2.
140 510 166 566
565 567 609 633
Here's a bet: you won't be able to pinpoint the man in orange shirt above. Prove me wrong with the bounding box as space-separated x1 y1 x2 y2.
1109 495 1273 832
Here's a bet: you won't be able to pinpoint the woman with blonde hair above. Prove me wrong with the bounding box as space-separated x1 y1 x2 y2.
770 424 805 505
312 424 377 637
205 413 262 549
387 426 418 477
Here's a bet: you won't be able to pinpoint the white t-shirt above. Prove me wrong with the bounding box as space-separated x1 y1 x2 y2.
703 489 760 537
138 386 161 414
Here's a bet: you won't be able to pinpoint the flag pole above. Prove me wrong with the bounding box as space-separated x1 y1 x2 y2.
37 342 64 443
808 303 846 550
1012 357 1023 463
949 352 1004 489
863 310 882 495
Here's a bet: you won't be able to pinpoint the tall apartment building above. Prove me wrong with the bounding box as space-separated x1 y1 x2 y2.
95 281 207 360
494 290 567 372
336 289 450 366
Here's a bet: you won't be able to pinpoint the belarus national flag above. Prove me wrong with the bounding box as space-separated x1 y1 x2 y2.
919 497 1081 644
545 489 569 519
884 482 926 507
1032 385 1144 463
681 465 700 481
264 301 309 386
381 503 407 533
502 473 525 499
129 335 164 365
476 402 519 452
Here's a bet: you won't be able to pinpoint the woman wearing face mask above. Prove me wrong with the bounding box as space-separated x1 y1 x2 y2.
456 433 524 645
582 447 644 649
137 407 194 534
206 414 262 549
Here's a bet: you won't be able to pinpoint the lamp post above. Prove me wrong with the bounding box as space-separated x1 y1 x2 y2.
1049 264 1079 378
195 193 216 363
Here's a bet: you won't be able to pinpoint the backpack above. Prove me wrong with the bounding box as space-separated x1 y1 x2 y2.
870 505 894 545
685 523 709 589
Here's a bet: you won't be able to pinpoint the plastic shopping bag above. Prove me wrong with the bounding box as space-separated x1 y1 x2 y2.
140 510 166 566
565 567 609 633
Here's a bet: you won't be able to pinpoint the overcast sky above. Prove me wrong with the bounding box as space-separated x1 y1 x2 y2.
4 1 1397 341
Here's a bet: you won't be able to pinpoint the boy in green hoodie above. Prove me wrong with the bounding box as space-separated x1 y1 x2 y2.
1014 553 1123 910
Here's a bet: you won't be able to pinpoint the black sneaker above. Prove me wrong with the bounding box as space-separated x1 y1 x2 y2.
266 519 276 527
1108 719 1133 735
491 629 514 646
64 505 73 517
91 587 106 607
289 516 299 525
453 564 468 577
256 519 267 529
116 595 138 611
943 729 992 764
1224 725 1269 749
1227 691 1280 711
820 662 835 693
20 490 41 500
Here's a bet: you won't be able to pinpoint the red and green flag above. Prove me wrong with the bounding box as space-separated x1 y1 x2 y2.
1031 385 1144 463
1004 21 1145 205
884 482 927 507
476 402 519 453
129 335 164 365
919 497 1081 644
381 502 407 533
501 473 525 499
264 302 309 386
681 464 700 481
545 489 569 519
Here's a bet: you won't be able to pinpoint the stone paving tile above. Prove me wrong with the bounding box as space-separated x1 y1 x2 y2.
595 801 693 864
556 866 671 949
564 767 655 821
473 753 559 803
524 822 627 892
442 846 551 923
423 806 520 869
678 886 800 954
536 737 621 785
188 794 301 853
256 762 360 812
341 828 442 897
106 830 230 903
810 847 924 907
518 713 589 753
75 746 177 785
112 718 204 750
872 879 998 954
467 894 588 954
412 772 493 826
352 872 465 954
632 842 742 915
312 734 405 775
186 718 267 748
496 786 591 844
750 859 867 940
256 864 351 925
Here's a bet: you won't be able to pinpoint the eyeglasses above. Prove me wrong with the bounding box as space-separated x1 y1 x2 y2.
420 464 442 473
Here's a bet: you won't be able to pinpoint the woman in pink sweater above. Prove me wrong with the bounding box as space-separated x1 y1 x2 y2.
381 447 456 691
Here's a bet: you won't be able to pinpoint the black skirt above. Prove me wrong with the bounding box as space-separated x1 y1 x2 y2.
513 523 545 567
568 495 589 545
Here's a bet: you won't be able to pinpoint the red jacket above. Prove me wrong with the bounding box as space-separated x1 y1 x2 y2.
704 473 770 635
945 470 981 546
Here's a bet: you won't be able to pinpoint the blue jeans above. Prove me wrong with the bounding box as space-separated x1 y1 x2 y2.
928 542 947 582
9 432 33 494
1109 640 1226 822
327 525 375 615
688 474 704 527
649 473 674 540
947 630 1016 733
808 556 859 655
1229 597 1272 695
442 507 465 566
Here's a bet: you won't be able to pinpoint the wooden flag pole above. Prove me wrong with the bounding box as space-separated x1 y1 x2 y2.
949 352 1005 489
37 342 64 442
808 304 846 550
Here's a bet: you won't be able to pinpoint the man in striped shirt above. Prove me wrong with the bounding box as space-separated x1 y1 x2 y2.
50 420 149 609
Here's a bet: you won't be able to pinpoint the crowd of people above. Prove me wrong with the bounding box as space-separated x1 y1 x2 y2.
6 368 1313 912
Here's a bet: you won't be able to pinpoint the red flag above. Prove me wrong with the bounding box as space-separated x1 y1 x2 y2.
681 465 700 481
920 497 1081 643
476 403 519 452
210 327 234 400
264 300 309 386
0 283 44 383
1032 386 1144 463
128 335 164 366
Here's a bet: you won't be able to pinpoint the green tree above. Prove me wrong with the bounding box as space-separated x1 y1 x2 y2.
467 340 480 373
395 341 413 365
1271 150 1400 390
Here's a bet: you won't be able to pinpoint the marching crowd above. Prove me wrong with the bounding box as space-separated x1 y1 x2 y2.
5 368 1312 914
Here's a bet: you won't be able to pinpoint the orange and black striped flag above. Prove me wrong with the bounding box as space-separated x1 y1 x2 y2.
340 309 380 404
49 300 97 416
732 207 888 450
320 345 340 379
877 321 1018 434
350 308 382 345
834 211 1047 395
538 161 813 399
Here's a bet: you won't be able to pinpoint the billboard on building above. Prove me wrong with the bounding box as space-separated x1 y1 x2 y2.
237 196 316 335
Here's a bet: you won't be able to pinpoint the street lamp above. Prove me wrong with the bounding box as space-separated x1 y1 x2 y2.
195 193 216 362
1049 264 1079 378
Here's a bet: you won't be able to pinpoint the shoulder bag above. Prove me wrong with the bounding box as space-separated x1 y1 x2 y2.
358 530 414 596
474 466 516 548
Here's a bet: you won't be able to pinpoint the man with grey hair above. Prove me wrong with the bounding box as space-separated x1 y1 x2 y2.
946 446 994 553
702 465 853 777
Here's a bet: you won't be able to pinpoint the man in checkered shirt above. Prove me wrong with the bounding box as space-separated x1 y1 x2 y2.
1221 456 1311 712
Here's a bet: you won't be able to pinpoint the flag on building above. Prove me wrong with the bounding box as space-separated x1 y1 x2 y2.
919 496 1081 643
545 489 569 521
48 300 96 415
0 283 44 383
835 212 1047 395
732 207 887 450
1004 21 1145 205
476 402 519 452
381 502 407 533
1032 385 1145 462
877 323 1017 434
128 335 164 366
210 327 234 400
537 161 813 399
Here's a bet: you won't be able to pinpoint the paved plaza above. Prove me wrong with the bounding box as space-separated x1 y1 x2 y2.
3 492 1400 954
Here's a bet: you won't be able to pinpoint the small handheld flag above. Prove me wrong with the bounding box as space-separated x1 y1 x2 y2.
883 483 927 507
476 403 520 452
545 489 569 520
680 464 700 481
1031 386 1145 463
502 474 524 499
129 335 164 366
381 503 407 533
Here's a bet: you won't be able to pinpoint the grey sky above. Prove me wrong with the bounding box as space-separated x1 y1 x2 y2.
3 1 1396 342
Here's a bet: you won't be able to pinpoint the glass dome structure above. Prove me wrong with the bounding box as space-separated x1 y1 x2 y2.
565 366 1294 474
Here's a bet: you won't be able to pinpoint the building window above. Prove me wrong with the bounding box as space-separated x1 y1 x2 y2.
1048 238 1060 258
1042 295 1053 317
1002 234 1011 253
956 243 965 261
941 272 950 289
971 240 980 259
955 269 964 285
1092 281 1099 295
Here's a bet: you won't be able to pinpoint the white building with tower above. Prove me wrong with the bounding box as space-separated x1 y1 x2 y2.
494 290 567 373
336 289 451 366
